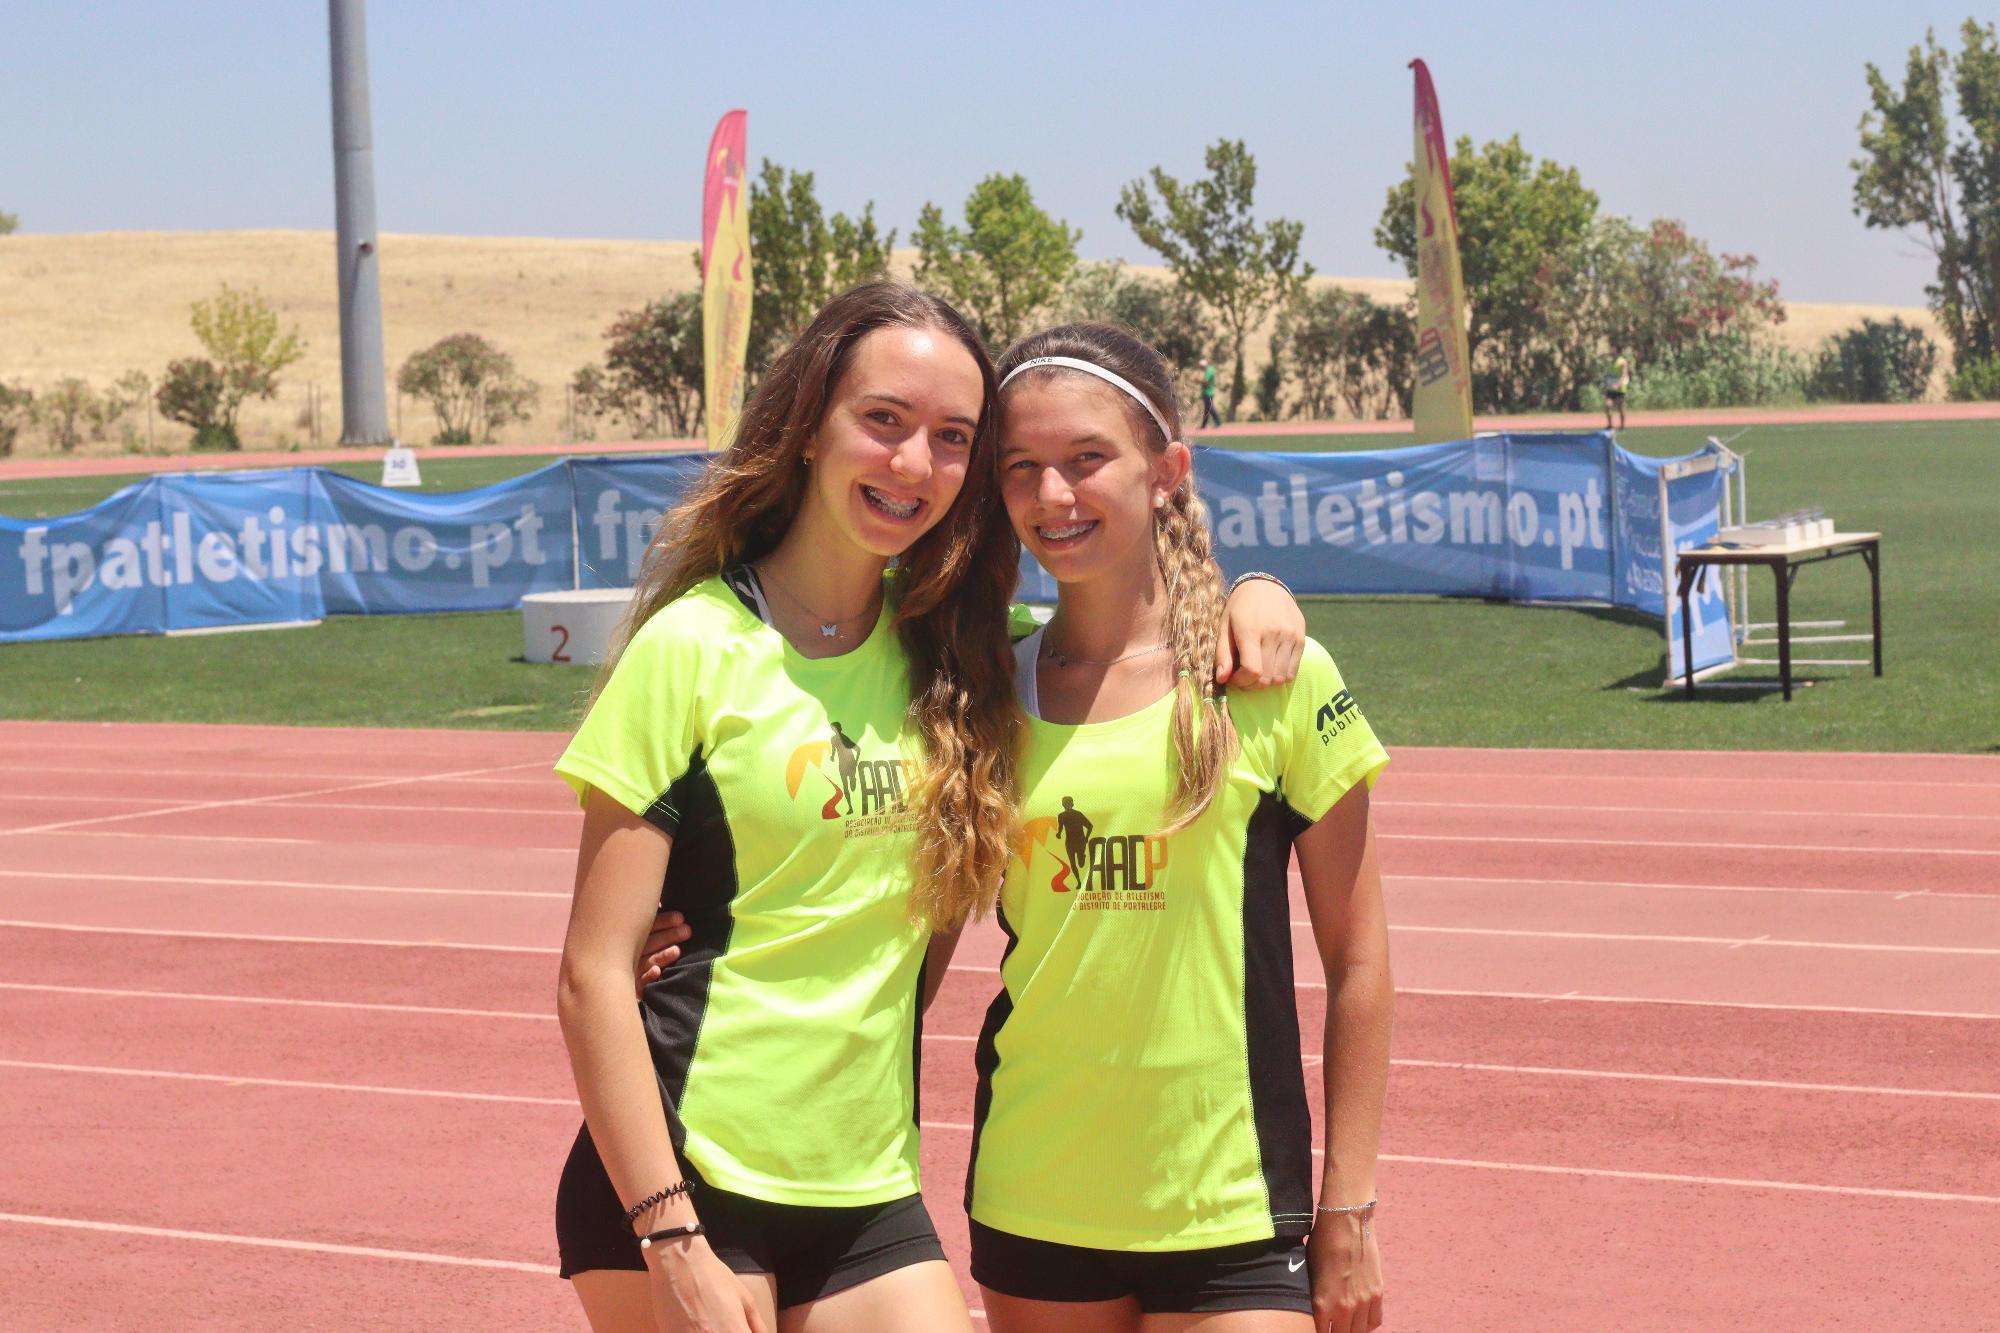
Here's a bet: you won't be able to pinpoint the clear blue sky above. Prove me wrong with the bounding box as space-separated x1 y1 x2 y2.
3 0 1980 305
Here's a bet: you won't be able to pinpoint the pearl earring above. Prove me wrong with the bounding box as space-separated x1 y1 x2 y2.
1153 493 1166 509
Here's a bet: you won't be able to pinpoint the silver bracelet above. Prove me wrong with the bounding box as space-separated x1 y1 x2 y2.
1314 1199 1376 1215
1228 570 1292 597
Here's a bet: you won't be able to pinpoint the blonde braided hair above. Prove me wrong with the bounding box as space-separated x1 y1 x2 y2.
996 322 1238 832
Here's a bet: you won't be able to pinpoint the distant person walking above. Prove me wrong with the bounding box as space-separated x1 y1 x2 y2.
1198 360 1223 429
1604 350 1630 431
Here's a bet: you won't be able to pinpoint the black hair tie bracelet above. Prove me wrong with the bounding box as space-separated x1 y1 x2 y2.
638 1223 706 1250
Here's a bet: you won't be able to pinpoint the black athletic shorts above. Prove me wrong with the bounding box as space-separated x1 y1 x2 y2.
969 1219 1312 1315
555 1123 945 1309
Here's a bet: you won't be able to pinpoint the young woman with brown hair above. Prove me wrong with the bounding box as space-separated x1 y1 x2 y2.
553 285 1306 1333
963 323 1393 1333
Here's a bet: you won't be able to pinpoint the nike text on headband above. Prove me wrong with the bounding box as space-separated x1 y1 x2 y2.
997 356 1175 444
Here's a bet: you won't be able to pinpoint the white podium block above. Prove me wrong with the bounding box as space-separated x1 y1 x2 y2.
522 588 635 666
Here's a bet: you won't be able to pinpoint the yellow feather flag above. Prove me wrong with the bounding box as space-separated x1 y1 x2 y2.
701 110 753 452
1409 61 1474 445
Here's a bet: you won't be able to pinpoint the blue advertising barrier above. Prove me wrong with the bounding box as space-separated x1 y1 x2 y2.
1 435 1733 661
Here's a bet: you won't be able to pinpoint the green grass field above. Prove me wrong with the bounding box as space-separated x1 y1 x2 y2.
3 422 1994 751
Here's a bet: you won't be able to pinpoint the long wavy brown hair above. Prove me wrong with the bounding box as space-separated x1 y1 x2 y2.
604 281 1022 929
996 322 1238 833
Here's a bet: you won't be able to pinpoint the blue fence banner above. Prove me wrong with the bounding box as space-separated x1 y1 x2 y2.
1 480 171 641
1163 435 1622 602
156 470 326 631
566 456 710 589
1 436 1736 675
1661 459 1736 680
310 467 576 617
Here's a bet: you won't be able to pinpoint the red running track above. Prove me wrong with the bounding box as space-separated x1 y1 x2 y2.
1 722 1997 1329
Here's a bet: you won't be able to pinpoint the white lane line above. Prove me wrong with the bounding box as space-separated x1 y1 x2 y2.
0 981 552 1021
6 998 1988 1106
3 930 1989 1020
1381 833 2000 858
0 793 578 819
1387 873 2000 902
0 869 567 901
907 1122 2000 1206
0 1059 576 1107
948 966 2000 1017
0 920 556 954
1388 799 2000 823
1384 1058 2000 1103
1367 1154 2000 1206
11 828 577 853
259 800 575 818
1391 769 2000 792
8 763 554 787
13 829 320 846
0 1212 557 1274
1397 986 2000 1022
1324 922 2000 957
0 759 554 840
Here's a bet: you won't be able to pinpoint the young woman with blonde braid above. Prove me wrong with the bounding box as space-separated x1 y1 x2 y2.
555 285 1307 1333
960 324 1393 1333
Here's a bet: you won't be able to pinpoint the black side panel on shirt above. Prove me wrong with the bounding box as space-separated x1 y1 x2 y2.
720 565 764 618
638 752 738 1152
1242 791 1315 1239
911 957 927 1129
963 900 1022 1214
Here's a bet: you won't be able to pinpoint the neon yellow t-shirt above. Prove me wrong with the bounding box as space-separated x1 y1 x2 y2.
556 571 929 1205
967 634 1389 1250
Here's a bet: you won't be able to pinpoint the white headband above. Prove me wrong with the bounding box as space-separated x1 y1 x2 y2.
997 355 1175 443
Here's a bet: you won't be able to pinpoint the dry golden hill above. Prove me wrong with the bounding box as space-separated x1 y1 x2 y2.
0 230 1944 455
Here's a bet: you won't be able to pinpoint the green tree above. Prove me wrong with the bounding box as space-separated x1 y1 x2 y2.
1852 19 2000 366
0 210 17 235
1061 261 1218 367
1060 261 1220 420
1275 287 1415 421
1376 134 1597 410
188 284 306 440
396 334 539 444
916 173 1080 348
574 294 707 438
1117 140 1312 418
156 358 232 450
1528 216 1787 410
747 160 897 372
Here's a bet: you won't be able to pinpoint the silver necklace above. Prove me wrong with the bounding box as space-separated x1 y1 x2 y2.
755 564 879 639
1041 627 1171 668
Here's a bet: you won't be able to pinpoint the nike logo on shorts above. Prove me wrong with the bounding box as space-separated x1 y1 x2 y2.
1288 1253 1306 1272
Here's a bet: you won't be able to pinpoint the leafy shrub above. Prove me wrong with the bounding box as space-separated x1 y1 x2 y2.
1808 318 1938 402
396 333 538 445
1626 332 1808 409
157 357 235 450
35 378 97 452
1947 354 2000 401
0 382 31 456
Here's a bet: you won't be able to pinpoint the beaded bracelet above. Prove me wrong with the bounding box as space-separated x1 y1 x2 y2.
623 1179 694 1225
